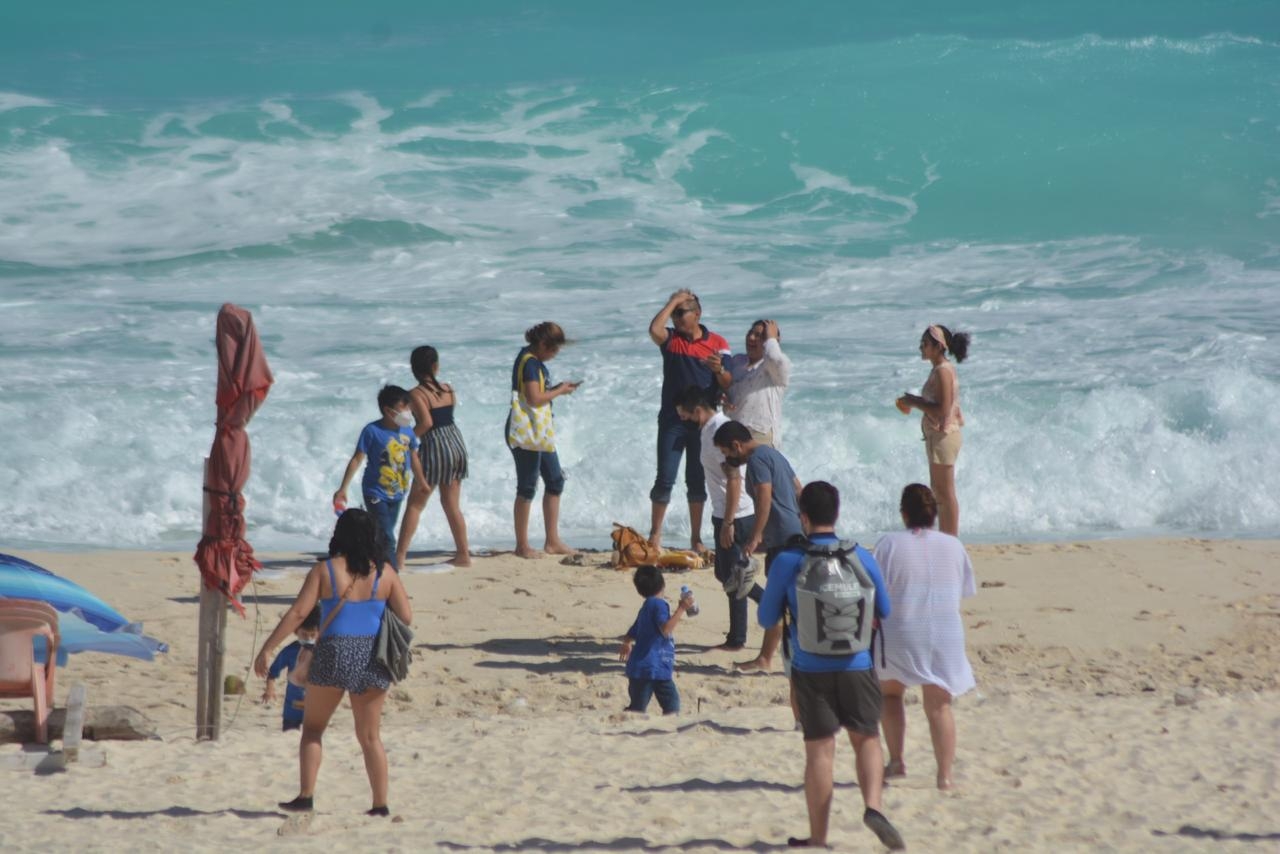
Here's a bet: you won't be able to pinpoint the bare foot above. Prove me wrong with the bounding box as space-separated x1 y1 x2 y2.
937 776 954 791
514 546 542 559
691 540 708 555
733 657 772 672
453 554 472 567
648 535 662 550
544 541 577 556
884 760 906 781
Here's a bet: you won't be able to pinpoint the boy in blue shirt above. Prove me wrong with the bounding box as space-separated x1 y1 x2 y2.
758 481 904 851
261 606 321 731
618 565 692 715
333 385 425 565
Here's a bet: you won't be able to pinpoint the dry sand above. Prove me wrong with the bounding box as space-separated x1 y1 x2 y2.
1 538 1277 852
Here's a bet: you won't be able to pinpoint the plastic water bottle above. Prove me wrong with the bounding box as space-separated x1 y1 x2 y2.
333 495 347 517
680 585 699 616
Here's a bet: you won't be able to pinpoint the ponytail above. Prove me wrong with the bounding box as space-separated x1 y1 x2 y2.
932 325 971 363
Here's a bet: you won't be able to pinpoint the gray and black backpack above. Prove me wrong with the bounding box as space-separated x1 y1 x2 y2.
791 538 877 656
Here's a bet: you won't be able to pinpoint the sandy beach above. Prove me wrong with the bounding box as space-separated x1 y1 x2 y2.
1 538 1277 852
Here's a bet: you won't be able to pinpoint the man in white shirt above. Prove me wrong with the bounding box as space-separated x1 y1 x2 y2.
676 386 756 651
716 320 791 447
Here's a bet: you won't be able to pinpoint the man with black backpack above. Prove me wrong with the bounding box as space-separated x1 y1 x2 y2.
758 481 904 851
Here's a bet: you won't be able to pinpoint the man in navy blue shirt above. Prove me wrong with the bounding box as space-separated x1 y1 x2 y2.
647 289 732 552
758 481 905 851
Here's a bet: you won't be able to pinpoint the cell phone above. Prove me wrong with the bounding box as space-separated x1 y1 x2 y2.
567 378 584 386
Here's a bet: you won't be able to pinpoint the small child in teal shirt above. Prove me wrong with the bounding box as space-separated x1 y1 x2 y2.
262 606 321 731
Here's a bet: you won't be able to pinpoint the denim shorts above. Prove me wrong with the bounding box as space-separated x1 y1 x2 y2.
511 447 565 500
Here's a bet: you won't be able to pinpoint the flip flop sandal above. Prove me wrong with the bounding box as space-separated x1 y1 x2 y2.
863 808 906 850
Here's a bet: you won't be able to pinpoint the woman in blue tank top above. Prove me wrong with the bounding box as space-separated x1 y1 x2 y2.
255 509 413 818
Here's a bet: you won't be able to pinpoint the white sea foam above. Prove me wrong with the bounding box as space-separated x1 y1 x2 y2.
1 86 1278 550
1018 31 1279 58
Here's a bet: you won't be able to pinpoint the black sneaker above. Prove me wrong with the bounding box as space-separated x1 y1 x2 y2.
278 795 313 812
863 808 905 850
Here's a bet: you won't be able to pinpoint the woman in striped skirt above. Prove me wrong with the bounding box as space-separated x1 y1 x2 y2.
395 346 471 569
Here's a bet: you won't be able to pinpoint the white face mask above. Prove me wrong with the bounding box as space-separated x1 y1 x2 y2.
393 409 413 427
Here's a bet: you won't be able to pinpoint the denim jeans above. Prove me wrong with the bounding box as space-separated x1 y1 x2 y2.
626 677 680 714
364 493 403 565
510 446 565 501
712 514 756 647
649 414 707 505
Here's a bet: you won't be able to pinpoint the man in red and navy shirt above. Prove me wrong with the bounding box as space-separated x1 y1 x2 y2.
647 289 732 552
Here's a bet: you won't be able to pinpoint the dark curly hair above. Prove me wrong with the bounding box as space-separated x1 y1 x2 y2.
328 508 386 577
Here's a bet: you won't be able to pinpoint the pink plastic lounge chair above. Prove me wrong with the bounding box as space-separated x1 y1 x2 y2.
0 599 60 743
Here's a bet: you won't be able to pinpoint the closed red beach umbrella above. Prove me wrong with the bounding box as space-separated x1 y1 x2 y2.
193 303 273 615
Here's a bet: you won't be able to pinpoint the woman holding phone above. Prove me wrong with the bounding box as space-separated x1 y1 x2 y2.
506 321 580 558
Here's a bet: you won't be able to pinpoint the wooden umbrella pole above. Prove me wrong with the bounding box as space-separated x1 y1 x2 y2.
195 585 226 740
195 456 226 741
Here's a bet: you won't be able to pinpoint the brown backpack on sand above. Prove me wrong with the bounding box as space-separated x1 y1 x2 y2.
610 523 661 569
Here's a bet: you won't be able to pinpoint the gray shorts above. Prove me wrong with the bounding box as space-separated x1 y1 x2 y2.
791 668 882 740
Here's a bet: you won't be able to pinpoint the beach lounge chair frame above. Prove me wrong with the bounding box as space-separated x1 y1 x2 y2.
0 599 60 743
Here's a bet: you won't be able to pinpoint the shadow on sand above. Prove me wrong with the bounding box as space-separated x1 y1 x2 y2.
436 837 791 852
620 776 857 794
422 636 747 678
1152 826 1280 843
45 806 284 821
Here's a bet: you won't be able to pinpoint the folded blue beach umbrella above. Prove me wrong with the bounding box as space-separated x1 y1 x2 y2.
0 553 168 664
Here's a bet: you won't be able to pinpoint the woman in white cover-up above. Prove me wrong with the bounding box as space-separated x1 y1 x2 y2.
874 483 976 791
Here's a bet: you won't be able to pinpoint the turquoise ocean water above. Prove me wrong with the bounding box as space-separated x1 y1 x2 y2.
1 2 1278 551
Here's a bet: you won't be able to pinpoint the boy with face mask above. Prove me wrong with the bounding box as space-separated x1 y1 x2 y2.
334 385 425 566
261 605 322 731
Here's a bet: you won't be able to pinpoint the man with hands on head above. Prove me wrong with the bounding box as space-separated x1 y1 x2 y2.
647 289 732 552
